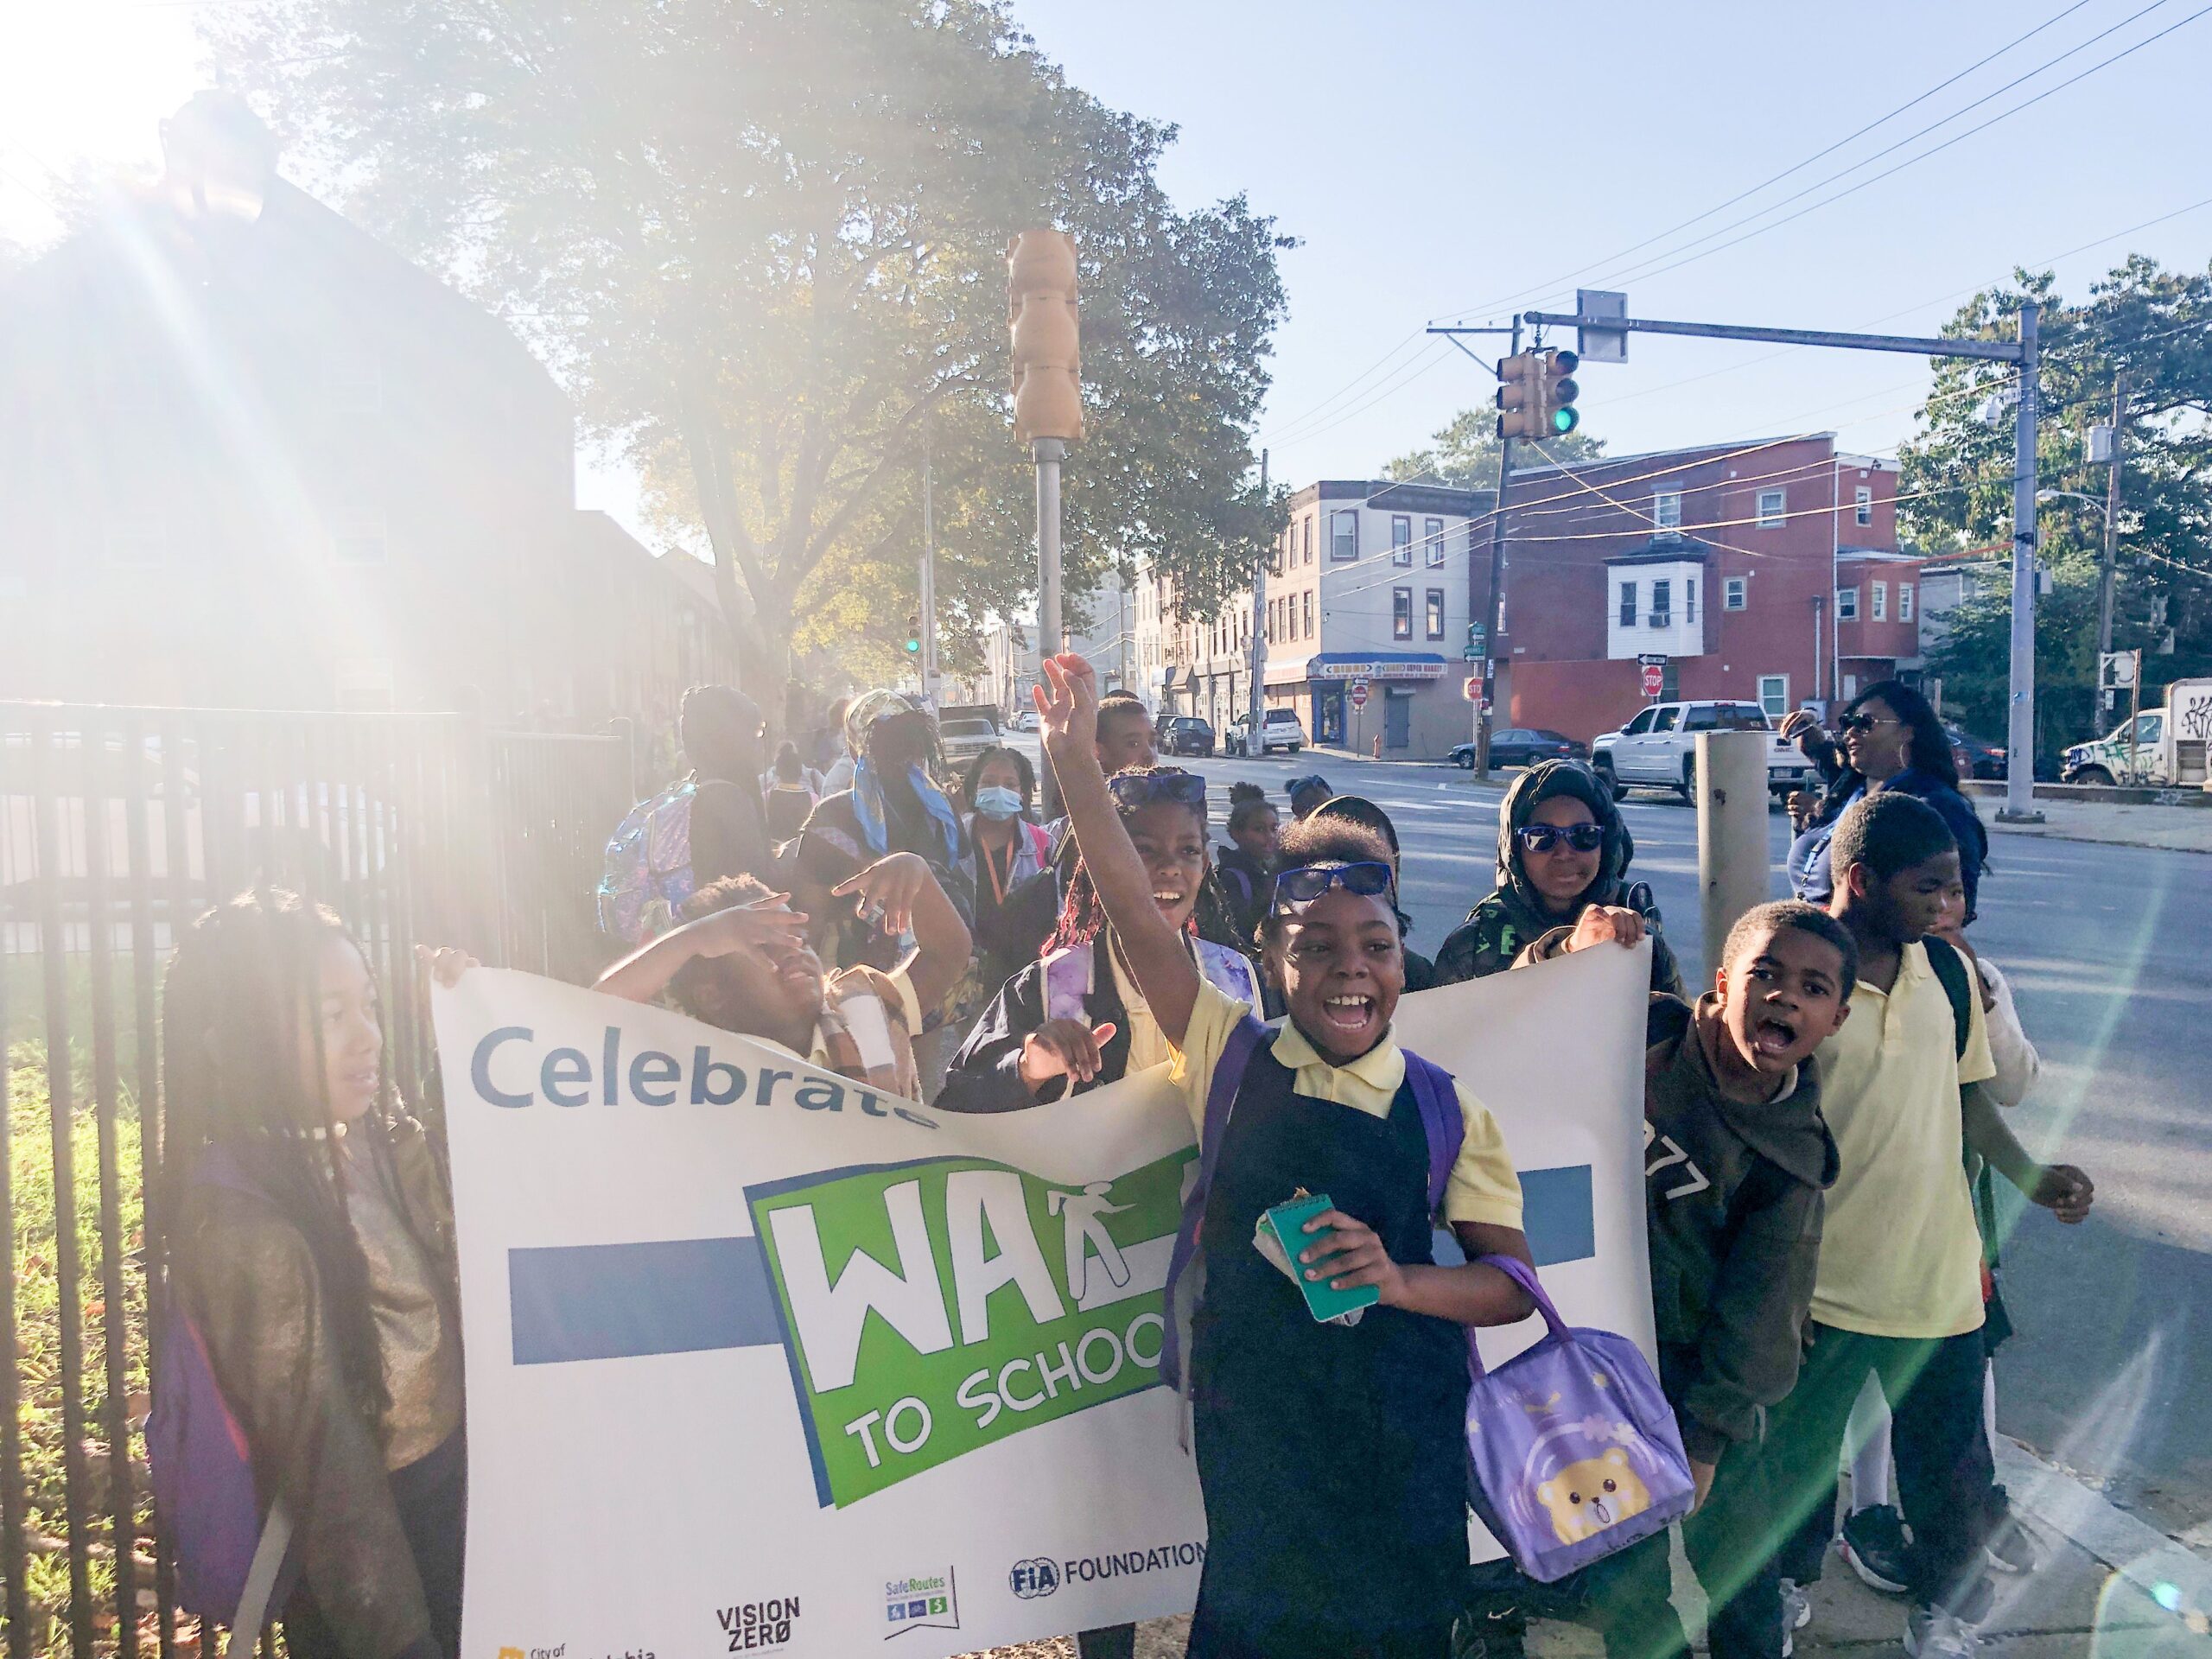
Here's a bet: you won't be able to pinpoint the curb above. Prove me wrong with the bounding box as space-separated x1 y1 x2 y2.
1998 1438 2212 1623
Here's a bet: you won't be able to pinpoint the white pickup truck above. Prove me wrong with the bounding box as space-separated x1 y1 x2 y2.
2060 677 2212 787
1590 700 1812 801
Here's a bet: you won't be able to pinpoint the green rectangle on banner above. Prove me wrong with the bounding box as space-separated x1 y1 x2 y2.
747 1150 1191 1508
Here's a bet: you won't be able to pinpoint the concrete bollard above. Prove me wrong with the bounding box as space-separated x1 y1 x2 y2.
1697 729 1773 983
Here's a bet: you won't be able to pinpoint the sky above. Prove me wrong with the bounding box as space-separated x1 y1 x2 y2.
4 0 2210 529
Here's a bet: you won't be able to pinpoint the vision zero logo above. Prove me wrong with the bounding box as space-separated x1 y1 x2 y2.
1010 1541 1205 1600
715 1595 801 1652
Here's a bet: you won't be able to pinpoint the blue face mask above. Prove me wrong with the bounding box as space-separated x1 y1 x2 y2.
973 785 1026 822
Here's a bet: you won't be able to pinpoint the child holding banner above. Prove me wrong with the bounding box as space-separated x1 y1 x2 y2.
595 850 970 1099
158 893 467 1659
1036 650 1536 1659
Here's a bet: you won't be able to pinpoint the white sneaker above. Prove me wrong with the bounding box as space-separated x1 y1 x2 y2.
1778 1578 1814 1632
1904 1603 1980 1658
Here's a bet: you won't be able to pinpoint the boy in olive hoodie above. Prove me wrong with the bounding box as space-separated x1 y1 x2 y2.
1525 898 1855 1659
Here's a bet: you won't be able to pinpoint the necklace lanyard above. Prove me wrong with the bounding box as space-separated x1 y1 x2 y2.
982 837 1015 906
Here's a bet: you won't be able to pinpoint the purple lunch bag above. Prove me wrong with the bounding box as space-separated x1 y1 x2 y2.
1463 1254 1694 1583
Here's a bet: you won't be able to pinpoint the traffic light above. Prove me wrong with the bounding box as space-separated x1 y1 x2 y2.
1007 230 1083 444
904 614 922 655
1494 352 1542 441
1539 348 1581 436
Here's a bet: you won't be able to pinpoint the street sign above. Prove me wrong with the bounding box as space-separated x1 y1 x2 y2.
1463 676 1480 702
1465 621 1488 660
1640 662 1664 699
1349 678 1370 710
2101 651 2138 688
1576 289 1628 364
1637 652 1668 667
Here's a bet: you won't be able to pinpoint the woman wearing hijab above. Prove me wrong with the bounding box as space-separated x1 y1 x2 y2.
1435 758 1683 995
1783 677 1989 920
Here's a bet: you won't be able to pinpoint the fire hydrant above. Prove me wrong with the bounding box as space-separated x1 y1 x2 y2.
1371 734 1382 760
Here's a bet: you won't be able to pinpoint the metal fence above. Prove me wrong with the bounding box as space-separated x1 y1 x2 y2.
0 704 636 1658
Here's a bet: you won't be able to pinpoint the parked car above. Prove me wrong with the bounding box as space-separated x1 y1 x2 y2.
1007 709 1039 734
1157 715 1217 757
1590 701 1808 801
1224 709 1307 754
936 714 1001 766
1447 728 1585 771
1944 724 2006 781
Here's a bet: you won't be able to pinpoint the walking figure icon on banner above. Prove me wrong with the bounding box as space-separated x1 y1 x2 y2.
1048 1181 1133 1300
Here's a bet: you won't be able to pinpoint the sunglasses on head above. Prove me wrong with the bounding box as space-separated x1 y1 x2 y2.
1837 712 1902 735
1272 861 1395 913
1516 823 1606 855
1108 771 1208 811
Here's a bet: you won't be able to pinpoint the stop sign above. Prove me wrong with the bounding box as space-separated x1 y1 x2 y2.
1349 678 1370 709
1641 663 1664 698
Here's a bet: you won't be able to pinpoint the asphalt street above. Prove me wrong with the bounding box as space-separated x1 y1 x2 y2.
1114 745 2212 1543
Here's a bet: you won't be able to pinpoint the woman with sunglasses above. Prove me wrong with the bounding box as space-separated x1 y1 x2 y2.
934 766 1258 1114
1782 678 1987 920
1437 759 1683 995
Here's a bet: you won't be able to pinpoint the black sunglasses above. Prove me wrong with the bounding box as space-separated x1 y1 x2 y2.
1108 771 1208 811
1516 823 1606 855
1272 861 1395 912
1837 712 1902 735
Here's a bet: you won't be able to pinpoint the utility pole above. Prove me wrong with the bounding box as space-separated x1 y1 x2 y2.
1008 227 1081 811
1521 300 2043 822
919 437 939 702
2095 371 2128 712
1246 449 1269 756
1035 434 1066 810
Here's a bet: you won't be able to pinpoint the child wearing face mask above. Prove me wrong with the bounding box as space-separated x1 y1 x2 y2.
1435 759 1682 996
961 745 1052 991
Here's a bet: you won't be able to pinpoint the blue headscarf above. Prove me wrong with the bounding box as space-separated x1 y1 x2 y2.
849 755 962 867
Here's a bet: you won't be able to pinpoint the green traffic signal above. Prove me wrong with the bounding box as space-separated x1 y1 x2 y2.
1551 405 1580 435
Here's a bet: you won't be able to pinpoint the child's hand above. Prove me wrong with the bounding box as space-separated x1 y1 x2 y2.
1033 652 1099 757
834 852 933 938
1297 1210 1407 1306
416 944 479 988
1688 1458 1717 1511
690 899 812 960
1565 906 1646 954
2032 1163 2094 1224
1019 1020 1120 1090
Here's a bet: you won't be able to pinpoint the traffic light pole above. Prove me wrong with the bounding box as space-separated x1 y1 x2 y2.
1035 435 1066 816
1425 320 1520 780
1520 302 2044 823
920 438 939 702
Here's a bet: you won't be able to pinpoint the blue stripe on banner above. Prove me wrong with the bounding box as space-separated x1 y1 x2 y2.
512 1164 1598 1365
1431 1164 1595 1268
509 1236 783 1364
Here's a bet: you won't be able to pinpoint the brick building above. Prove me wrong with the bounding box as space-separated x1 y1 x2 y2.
0 94 732 721
1489 435 1922 742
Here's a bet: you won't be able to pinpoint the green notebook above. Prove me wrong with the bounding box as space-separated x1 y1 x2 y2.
1262 1192 1382 1323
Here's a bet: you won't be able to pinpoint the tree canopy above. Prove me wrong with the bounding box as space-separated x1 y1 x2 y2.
207 0 1290 696
1382 407 1605 492
1899 257 2211 753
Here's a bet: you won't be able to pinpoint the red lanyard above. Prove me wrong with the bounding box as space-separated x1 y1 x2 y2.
981 838 1015 906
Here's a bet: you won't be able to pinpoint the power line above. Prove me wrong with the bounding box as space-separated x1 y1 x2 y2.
1431 0 2109 325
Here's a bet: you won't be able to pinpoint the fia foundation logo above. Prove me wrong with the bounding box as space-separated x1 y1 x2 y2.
881 1568 959 1638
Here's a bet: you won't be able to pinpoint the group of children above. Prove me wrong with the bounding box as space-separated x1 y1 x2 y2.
156 664 2094 1659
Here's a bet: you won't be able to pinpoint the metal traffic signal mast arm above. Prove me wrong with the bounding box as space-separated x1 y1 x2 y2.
1510 300 2042 824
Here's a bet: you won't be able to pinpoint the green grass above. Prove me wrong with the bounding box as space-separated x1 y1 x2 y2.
4 1028 156 1658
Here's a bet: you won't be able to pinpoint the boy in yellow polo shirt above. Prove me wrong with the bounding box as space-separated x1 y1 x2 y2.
1758 794 2081 1659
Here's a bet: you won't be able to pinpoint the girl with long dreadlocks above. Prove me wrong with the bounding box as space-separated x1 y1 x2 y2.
937 766 1259 1116
160 891 470 1659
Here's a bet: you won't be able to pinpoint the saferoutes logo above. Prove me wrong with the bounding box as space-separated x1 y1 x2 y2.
881 1568 959 1638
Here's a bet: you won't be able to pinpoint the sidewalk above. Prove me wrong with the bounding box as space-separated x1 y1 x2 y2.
963 1441 2212 1657
1982 795 2212 855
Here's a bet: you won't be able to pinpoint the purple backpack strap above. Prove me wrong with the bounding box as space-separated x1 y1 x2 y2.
1041 945 1092 1024
1464 1252 1568 1381
1402 1051 1465 1219
1158 1011 1269 1394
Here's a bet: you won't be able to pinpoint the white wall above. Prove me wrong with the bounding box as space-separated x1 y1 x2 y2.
1605 559 1705 660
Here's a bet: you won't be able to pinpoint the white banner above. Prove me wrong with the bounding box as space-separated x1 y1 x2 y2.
432 939 1653 1659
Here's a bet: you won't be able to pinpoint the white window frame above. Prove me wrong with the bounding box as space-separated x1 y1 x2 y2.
1392 585 1413 639
1686 576 1698 625
1618 581 1637 627
1654 490 1683 535
1757 488 1787 528
1854 485 1873 527
1330 510 1357 562
1899 582 1915 621
1723 575 1748 611
1424 516 1446 567
1391 515 1414 566
1303 516 1314 563
1872 580 1888 620
1758 675 1789 720
1425 587 1446 640
1836 585 1859 621
1303 589 1314 638
1650 577 1672 626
